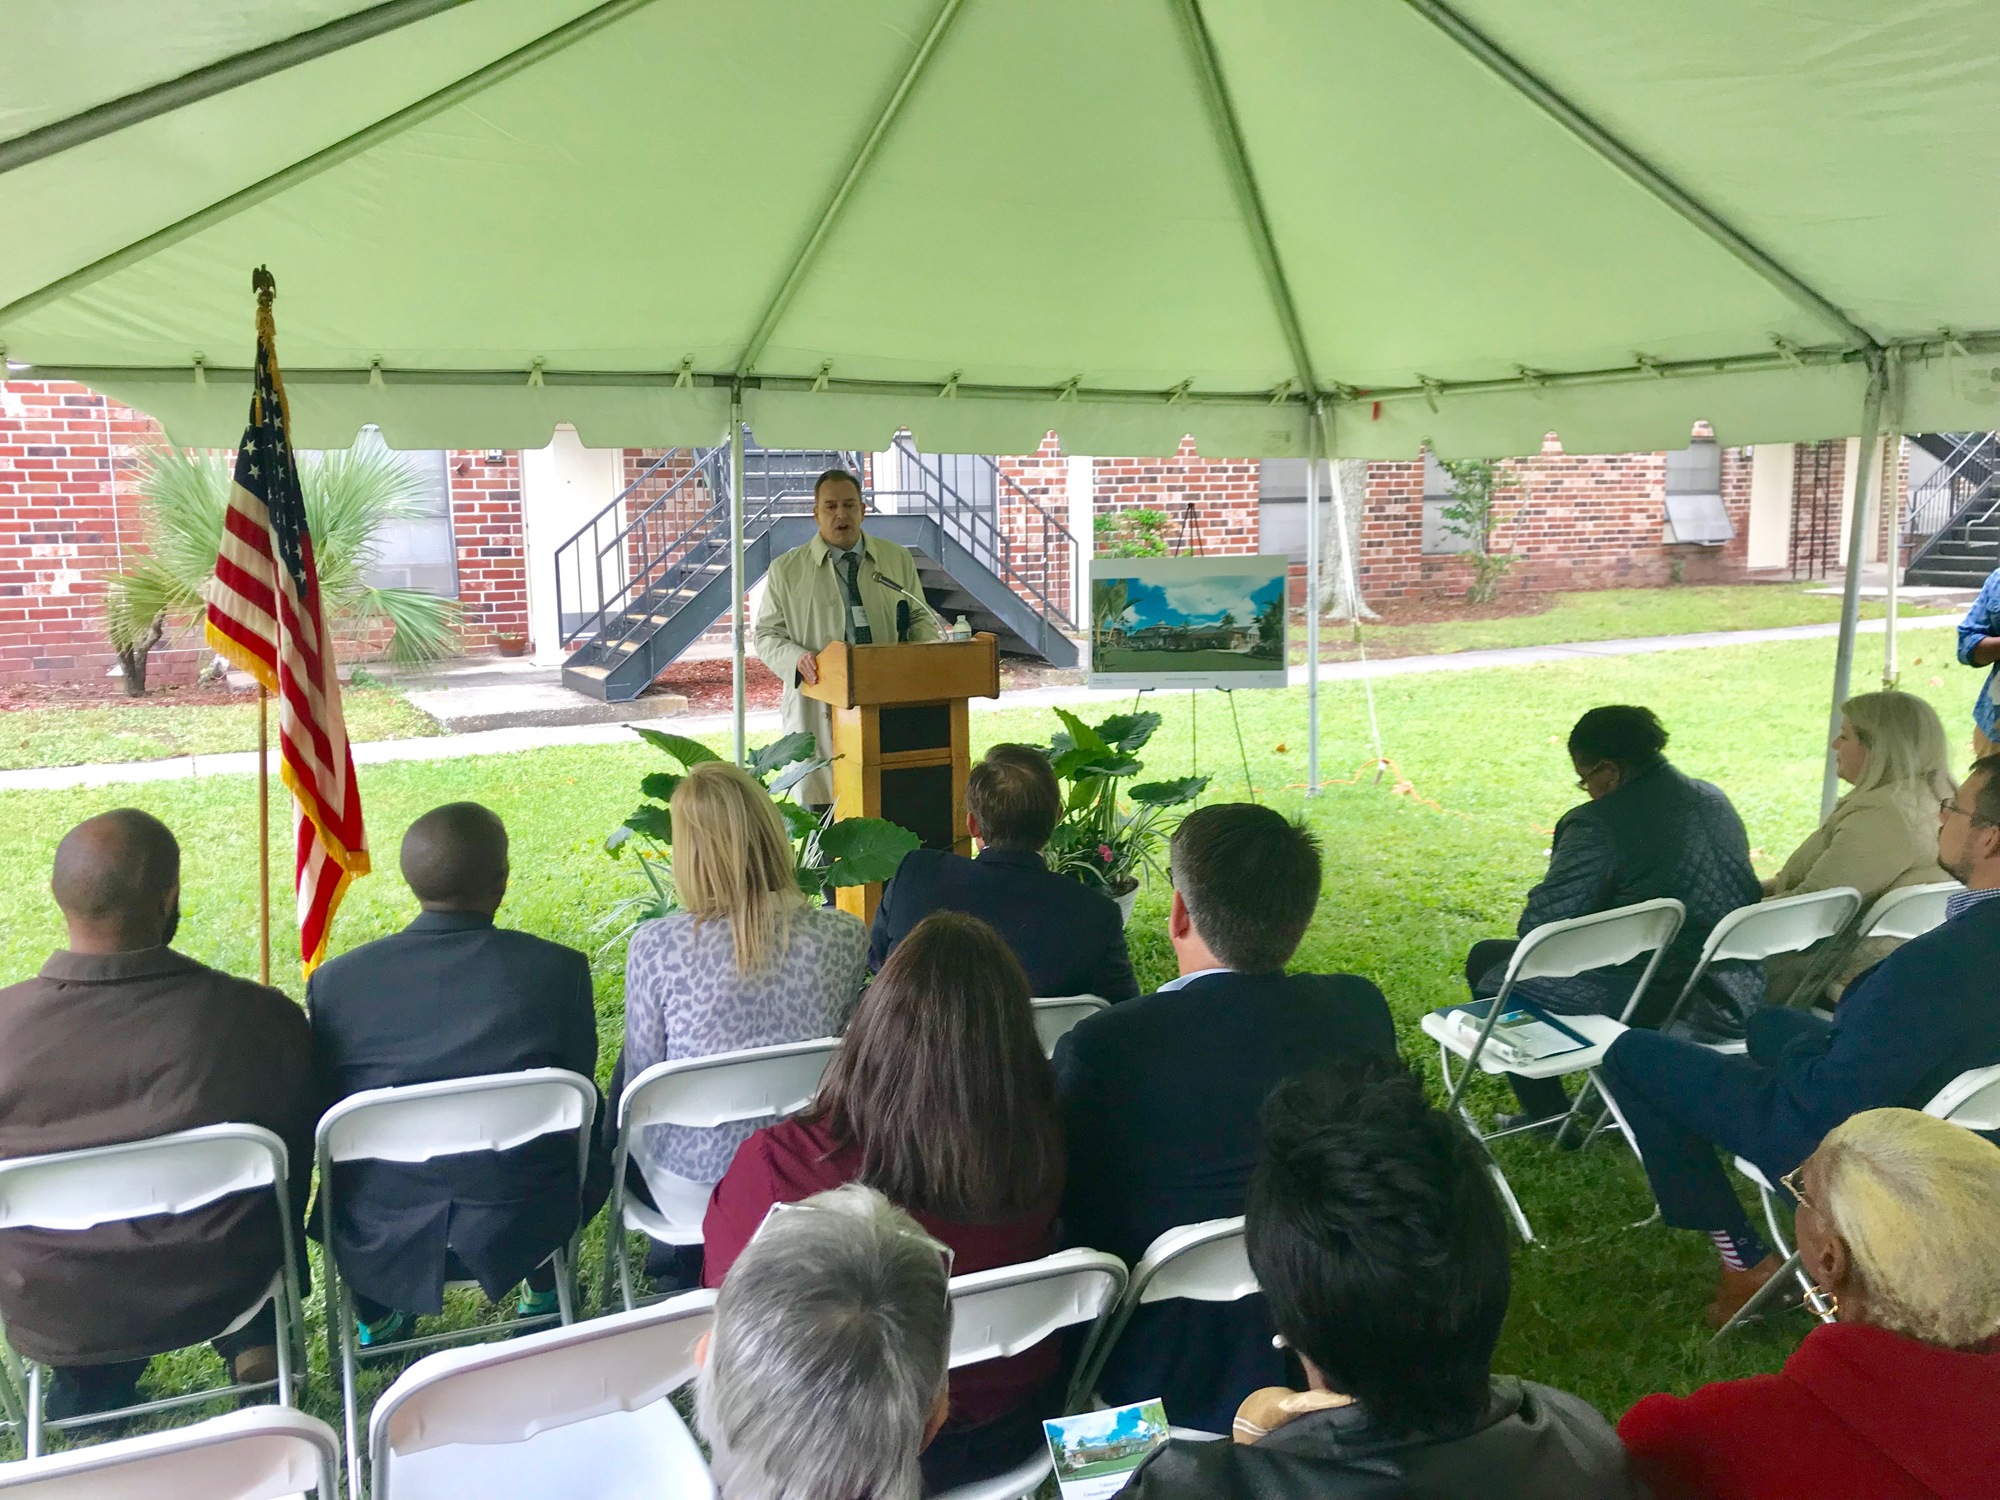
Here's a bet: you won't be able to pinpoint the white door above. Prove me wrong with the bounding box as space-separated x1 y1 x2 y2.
522 426 626 666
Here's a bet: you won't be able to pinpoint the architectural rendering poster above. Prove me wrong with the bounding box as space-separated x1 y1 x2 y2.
1088 555 1289 691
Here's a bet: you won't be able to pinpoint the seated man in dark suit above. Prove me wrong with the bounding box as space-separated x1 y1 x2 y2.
0 810 315 1420
870 743 1137 1000
1053 803 1397 1433
1601 754 2000 1330
308 802 606 1344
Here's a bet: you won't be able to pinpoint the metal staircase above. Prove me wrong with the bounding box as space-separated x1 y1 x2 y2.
557 434 1079 701
1904 433 2000 587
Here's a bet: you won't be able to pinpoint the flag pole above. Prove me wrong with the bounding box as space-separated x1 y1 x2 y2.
258 684 271 985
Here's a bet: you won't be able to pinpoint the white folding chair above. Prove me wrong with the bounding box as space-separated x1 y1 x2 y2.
1421 898 1684 1241
1717 1061 2000 1338
317 1069 598 1498
0 1123 306 1455
933 1250 1128 1500
0 1406 340 1499
1771 879 1960 1008
1068 1217 1256 1443
600 1038 839 1312
1031 996 1108 1057
368 1288 717 1500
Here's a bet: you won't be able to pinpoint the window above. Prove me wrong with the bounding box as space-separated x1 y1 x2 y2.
1421 452 1475 554
1663 435 1733 546
346 428 458 596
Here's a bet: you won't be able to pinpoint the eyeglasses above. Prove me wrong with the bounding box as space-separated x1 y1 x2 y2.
1939 796 1991 826
1575 761 1609 792
750 1199 955 1297
1780 1164 1815 1213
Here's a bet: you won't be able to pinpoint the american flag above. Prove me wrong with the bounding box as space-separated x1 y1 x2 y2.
204 277 369 971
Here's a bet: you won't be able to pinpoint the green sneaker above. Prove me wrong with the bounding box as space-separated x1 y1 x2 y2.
356 1310 410 1349
517 1287 561 1320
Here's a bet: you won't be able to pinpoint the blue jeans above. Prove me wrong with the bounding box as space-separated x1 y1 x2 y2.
1598 1008 1828 1233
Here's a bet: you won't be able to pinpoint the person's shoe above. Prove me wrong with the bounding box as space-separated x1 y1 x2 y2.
356 1311 411 1349
1704 1253 1787 1330
517 1287 561 1321
229 1345 280 1388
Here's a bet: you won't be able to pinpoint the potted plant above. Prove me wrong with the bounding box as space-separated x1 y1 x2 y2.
1040 708 1207 925
602 728 920 931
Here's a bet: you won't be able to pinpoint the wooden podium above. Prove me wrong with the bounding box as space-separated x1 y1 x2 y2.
800 632 1001 923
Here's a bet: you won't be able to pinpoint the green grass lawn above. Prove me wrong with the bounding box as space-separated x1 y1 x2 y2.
0 626 1977 1450
1300 581 1956 663
0 688 439 771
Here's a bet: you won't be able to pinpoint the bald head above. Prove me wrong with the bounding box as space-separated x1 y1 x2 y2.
401 802 509 913
51 809 181 952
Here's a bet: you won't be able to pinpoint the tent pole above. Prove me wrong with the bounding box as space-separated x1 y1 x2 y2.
1882 432 1902 690
1305 422 1321 797
729 394 746 767
1822 359 1887 818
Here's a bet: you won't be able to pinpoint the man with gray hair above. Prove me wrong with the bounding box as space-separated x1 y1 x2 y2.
697 1184 952 1500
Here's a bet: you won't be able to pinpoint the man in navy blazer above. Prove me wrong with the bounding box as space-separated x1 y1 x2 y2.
870 744 1137 1000
1054 803 1397 1434
308 803 607 1343
1602 754 2000 1329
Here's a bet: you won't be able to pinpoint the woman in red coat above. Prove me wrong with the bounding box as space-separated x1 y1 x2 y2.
703 910 1066 1494
1619 1106 2000 1500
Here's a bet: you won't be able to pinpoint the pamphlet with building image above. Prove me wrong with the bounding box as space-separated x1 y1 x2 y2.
1044 1399 1171 1500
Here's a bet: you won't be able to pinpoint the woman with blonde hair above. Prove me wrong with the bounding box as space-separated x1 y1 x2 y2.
1764 690 1956 1003
1621 1106 2000 1499
618 760 866 1284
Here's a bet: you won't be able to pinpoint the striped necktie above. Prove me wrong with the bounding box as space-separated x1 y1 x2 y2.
839 550 873 645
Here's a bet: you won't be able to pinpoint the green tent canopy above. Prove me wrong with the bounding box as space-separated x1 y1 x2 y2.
5 0 1999 458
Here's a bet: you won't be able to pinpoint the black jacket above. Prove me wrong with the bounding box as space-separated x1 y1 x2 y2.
1052 971 1398 1432
1125 1379 1635 1500
869 846 1138 1001
306 911 605 1314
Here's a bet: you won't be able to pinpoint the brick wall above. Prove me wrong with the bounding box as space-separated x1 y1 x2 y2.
0 381 187 688
993 433 1075 623
1092 437 1261 556
446 450 528 652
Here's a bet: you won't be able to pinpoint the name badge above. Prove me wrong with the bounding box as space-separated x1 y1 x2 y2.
851 604 870 630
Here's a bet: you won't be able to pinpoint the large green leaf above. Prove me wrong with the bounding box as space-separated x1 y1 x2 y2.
749 731 818 779
1052 707 1109 756
1129 775 1210 806
778 800 824 840
1094 712 1161 753
1075 755 1144 780
768 755 832 799
620 803 674 843
819 817 921 887
638 772 682 803
632 727 724 768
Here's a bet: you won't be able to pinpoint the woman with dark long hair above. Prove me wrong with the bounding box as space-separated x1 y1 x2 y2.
702 911 1066 1493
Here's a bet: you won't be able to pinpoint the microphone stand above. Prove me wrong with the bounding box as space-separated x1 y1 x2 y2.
872 570 952 640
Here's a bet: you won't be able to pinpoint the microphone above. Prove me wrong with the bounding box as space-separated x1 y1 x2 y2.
896 599 911 643
872 571 947 638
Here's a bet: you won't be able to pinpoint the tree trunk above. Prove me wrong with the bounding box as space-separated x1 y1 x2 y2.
115 615 165 697
1319 458 1379 622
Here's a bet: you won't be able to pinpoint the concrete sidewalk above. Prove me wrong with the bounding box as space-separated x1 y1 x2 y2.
0 613 1956 793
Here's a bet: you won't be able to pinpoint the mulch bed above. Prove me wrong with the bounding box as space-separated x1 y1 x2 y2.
0 678 251 712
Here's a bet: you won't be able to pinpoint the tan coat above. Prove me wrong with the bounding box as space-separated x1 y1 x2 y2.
753 531 938 806
1764 780 1951 1001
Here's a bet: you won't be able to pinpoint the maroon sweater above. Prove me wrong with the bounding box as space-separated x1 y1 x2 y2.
703 1115 1060 1428
1620 1321 2000 1500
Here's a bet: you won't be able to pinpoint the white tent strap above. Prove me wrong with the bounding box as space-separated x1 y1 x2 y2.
1318 406 1383 774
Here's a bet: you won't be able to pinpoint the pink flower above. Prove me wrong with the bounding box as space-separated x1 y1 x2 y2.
1098 843 1115 863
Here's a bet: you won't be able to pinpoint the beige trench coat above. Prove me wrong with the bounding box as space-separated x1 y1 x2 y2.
1764 779 1951 1001
753 530 938 806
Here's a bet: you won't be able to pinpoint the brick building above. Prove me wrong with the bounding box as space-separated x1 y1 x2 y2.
0 378 1904 688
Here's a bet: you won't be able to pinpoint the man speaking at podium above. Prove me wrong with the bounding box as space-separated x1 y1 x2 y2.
754 467 938 807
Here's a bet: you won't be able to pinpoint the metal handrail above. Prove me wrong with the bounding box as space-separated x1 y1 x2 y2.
1905 433 2000 540
554 446 730 647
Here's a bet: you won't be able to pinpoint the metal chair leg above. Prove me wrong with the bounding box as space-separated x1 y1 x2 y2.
554 1245 577 1326
1712 1249 1805 1338
25 1364 42 1458
1485 1157 1535 1243
335 1274 363 1500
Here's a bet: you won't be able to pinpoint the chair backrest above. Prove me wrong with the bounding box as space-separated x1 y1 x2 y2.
317 1069 597 1167
1129 1217 1257 1307
946 1250 1126 1368
0 1123 286 1232
1031 996 1108 1055
370 1289 716 1470
0 1407 340 1498
620 1039 840 1132
1508 898 1684 984
1925 1063 2000 1132
1704 887 1863 963
1860 881 1961 942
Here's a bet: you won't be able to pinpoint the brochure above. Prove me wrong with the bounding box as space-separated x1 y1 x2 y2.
1441 997 1591 1067
1044 1399 1171 1500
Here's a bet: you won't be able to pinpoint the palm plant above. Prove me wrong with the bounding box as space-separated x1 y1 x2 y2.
104 444 460 693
